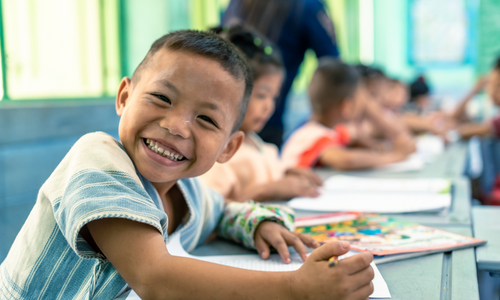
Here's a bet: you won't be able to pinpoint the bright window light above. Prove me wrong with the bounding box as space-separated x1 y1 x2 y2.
359 0 374 65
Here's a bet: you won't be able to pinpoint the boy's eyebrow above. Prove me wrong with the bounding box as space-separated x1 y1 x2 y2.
158 79 180 95
199 101 221 112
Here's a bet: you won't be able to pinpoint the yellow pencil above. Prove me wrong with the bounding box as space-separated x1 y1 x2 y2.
328 256 338 268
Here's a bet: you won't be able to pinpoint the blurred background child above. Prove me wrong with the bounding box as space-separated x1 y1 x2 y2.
345 65 416 153
456 57 500 138
200 26 322 202
281 58 413 171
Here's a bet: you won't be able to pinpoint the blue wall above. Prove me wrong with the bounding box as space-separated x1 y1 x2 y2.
0 100 120 262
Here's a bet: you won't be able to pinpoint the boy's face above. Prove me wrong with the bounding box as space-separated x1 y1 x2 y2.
487 70 500 106
116 49 245 185
346 84 367 122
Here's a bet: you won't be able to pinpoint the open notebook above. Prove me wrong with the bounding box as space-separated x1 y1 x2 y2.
126 232 391 299
288 175 452 213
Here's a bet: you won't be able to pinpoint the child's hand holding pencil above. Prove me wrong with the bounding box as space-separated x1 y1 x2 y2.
287 240 374 300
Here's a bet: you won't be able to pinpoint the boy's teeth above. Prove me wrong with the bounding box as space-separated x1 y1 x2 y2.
146 139 183 161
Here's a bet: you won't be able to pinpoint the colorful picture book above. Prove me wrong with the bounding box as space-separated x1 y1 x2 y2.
295 212 486 257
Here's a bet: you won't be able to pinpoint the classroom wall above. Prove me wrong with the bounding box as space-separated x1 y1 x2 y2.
372 0 476 100
0 101 119 261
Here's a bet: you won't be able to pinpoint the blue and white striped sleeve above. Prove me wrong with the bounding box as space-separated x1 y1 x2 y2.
47 132 168 259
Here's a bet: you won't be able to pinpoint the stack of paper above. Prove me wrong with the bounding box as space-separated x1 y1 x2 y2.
288 175 452 213
125 232 391 299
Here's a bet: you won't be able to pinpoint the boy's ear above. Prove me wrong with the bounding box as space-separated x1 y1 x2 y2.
216 131 245 163
339 99 354 121
116 77 132 116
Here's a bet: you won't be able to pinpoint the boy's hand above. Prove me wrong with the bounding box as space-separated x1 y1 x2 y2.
254 221 320 263
285 168 323 187
266 175 321 200
392 134 416 155
288 241 374 300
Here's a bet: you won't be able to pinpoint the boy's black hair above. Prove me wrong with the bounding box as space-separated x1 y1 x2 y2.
495 56 500 71
355 64 385 81
409 76 430 101
132 30 253 133
211 25 284 80
309 58 360 114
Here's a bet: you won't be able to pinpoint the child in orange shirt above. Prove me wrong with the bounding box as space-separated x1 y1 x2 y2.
281 58 413 170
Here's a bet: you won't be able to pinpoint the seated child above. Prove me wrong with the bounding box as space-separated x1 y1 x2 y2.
0 31 374 299
454 57 500 139
281 58 413 170
348 65 416 153
200 26 322 202
384 78 449 138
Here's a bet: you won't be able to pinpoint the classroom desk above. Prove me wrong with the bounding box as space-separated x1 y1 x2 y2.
306 141 472 227
191 225 479 300
191 141 479 299
472 206 500 274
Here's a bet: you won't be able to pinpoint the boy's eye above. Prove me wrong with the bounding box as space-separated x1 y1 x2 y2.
153 94 171 104
198 115 218 128
255 93 267 99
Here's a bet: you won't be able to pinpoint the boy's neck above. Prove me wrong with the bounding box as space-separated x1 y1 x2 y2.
311 113 340 128
152 180 178 197
152 180 189 235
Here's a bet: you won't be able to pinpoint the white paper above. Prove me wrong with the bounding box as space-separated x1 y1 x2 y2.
415 134 445 156
373 154 424 172
126 233 391 299
323 175 451 193
288 191 451 213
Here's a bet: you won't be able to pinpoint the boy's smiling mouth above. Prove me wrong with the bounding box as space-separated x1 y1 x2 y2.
143 138 187 162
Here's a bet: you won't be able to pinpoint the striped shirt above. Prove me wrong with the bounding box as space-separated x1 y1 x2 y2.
0 132 294 299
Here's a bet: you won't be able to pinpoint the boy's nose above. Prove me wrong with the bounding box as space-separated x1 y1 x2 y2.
159 113 191 139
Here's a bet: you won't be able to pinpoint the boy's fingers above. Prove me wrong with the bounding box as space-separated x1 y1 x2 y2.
309 241 350 262
297 232 320 249
307 171 323 186
347 264 375 291
283 232 308 261
348 281 374 300
340 252 373 275
267 233 291 264
255 235 270 260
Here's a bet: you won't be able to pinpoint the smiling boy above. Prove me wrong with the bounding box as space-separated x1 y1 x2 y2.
0 31 374 300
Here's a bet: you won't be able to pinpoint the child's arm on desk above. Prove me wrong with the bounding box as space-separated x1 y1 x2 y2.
319 145 409 171
457 122 494 139
238 168 323 202
87 218 374 300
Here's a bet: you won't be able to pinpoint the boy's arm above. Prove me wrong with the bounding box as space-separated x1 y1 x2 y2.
216 201 295 249
451 77 489 123
319 146 407 171
86 218 374 300
457 122 494 139
365 100 410 140
401 113 446 136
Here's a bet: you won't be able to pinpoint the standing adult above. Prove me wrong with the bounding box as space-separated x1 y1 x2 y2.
223 0 340 147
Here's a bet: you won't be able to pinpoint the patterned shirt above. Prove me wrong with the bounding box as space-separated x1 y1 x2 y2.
0 132 294 299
